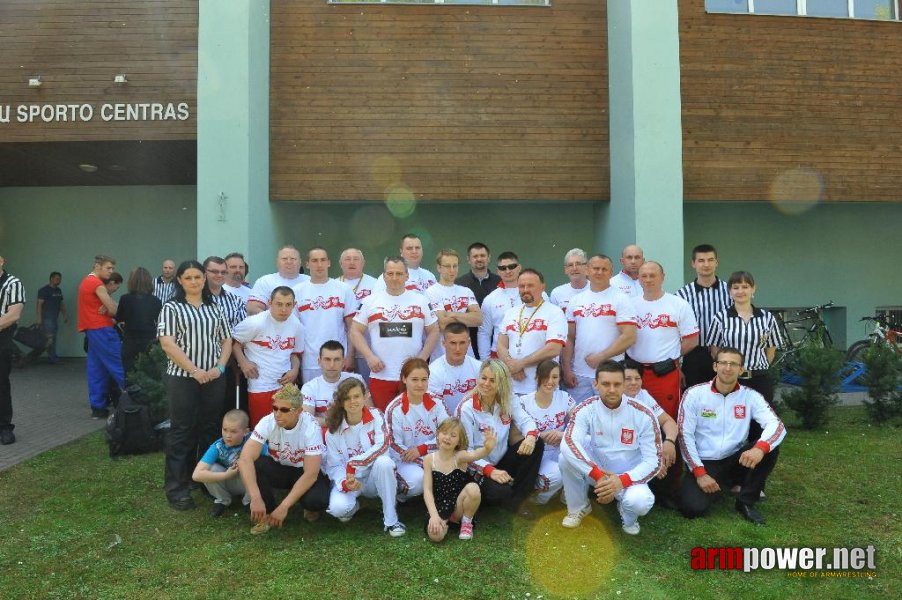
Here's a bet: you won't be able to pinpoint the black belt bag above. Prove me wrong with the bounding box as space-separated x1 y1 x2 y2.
651 359 678 377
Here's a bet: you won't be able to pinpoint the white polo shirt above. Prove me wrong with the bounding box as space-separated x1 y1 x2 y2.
549 281 588 314
292 278 357 370
353 289 437 381
630 293 699 363
231 310 305 393
499 301 567 395
566 286 637 378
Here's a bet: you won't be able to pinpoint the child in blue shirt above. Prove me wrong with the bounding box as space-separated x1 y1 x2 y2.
192 409 254 517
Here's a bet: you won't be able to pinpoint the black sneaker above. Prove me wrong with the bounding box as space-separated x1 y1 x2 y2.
0 429 15 445
169 497 196 511
209 503 227 518
91 408 109 420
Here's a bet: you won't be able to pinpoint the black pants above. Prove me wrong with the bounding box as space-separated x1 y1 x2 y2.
254 456 330 513
649 441 683 502
682 345 714 388
0 342 13 430
121 333 155 384
164 375 226 502
740 372 776 442
220 364 248 421
480 438 545 508
680 443 780 518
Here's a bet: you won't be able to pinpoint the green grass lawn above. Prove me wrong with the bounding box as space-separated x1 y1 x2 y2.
0 406 898 599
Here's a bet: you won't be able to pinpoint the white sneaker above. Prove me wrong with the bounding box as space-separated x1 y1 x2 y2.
622 522 640 535
562 503 592 528
385 522 407 537
337 500 359 523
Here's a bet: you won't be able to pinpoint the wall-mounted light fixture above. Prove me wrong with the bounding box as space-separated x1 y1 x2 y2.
114 74 128 84
78 164 99 173
28 77 41 88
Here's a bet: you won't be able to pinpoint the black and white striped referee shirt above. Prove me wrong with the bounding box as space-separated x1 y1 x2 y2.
709 306 785 371
0 271 26 332
157 300 231 377
212 288 246 329
153 277 175 304
676 278 731 347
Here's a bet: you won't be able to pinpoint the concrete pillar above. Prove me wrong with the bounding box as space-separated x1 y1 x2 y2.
598 0 684 282
197 0 275 267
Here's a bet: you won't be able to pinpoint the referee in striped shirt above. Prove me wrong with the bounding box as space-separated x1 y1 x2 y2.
153 259 176 303
676 244 731 387
158 260 233 511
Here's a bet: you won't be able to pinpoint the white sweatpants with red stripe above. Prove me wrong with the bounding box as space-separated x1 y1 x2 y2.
560 453 654 527
534 454 562 504
327 455 399 527
394 461 424 498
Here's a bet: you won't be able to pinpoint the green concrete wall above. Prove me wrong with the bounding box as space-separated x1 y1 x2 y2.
0 186 197 357
683 202 902 349
267 200 597 289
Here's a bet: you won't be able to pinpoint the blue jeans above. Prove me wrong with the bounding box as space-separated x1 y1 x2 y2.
42 317 59 361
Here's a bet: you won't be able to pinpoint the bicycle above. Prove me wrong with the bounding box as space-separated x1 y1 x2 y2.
845 314 902 363
772 301 835 379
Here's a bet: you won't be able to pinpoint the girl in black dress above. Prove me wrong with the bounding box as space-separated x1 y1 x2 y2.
422 418 496 542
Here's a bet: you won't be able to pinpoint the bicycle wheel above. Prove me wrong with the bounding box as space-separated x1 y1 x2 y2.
845 340 871 363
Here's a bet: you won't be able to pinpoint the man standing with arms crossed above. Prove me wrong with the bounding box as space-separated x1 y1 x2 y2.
562 254 637 402
78 255 125 419
350 257 439 411
677 244 731 387
0 256 25 444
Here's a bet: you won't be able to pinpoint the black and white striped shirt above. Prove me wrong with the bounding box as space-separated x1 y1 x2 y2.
676 278 731 347
710 306 785 371
157 300 231 377
212 288 246 329
0 272 26 335
153 277 175 304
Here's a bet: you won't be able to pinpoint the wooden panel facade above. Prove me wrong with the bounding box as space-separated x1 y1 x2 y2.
0 0 197 142
270 0 607 202
680 0 902 202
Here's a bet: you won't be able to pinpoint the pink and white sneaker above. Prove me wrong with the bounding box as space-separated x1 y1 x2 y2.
459 521 474 541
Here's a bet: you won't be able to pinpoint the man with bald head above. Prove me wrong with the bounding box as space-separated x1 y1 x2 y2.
610 245 644 299
247 246 310 316
627 261 699 508
154 259 177 303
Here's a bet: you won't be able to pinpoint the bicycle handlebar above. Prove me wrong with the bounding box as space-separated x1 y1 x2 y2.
799 301 834 315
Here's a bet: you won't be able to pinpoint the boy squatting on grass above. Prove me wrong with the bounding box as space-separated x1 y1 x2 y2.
191 409 260 517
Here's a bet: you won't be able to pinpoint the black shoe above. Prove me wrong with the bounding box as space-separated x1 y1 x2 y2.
736 501 765 525
91 408 109 420
209 503 227 518
0 429 15 445
656 495 681 511
169 497 196 511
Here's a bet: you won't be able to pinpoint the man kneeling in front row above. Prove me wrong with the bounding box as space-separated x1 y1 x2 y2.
678 347 786 525
560 361 662 535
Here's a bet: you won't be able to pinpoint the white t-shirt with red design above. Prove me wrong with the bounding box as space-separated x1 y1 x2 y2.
248 272 310 309
424 282 478 361
301 372 366 418
610 271 641 299
353 289 437 382
630 293 699 363
251 411 324 469
566 286 638 378
499 301 568 395
427 354 482 416
292 279 357 370
550 281 588 314
374 267 437 294
231 311 305 393
518 389 576 460
339 274 377 358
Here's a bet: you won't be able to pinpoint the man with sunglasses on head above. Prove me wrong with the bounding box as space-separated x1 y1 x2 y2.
477 252 549 361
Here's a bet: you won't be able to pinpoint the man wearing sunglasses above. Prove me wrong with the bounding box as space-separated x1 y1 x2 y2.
239 383 330 534
477 252 548 360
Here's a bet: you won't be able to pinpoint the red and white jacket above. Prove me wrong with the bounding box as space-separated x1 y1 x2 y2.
325 406 390 491
562 396 662 489
385 392 450 462
456 392 538 476
678 381 786 477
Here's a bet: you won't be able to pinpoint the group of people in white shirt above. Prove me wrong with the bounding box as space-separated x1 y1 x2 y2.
184 235 786 538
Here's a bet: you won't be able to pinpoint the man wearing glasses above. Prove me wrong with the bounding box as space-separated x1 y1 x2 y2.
549 248 589 314
239 383 330 535
477 251 547 360
678 348 786 525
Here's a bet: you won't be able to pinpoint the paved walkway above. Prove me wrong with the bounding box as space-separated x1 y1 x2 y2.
0 358 105 472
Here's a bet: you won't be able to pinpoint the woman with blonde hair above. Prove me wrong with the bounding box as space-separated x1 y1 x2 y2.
456 359 543 509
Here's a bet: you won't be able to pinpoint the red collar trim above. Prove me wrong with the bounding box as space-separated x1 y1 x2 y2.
497 281 506 289
710 380 741 394
472 392 482 411
361 406 374 424
401 391 436 414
